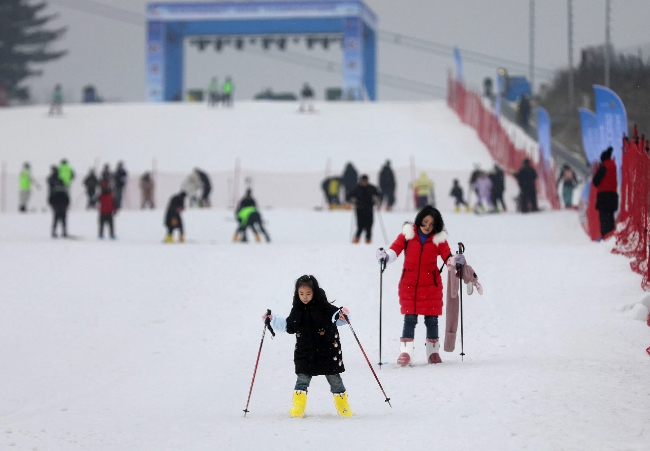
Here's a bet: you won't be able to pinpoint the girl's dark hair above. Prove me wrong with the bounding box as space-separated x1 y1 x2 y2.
293 275 331 307
414 205 445 235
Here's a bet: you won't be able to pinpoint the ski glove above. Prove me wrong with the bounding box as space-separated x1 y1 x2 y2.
337 307 350 323
262 312 273 322
376 248 388 263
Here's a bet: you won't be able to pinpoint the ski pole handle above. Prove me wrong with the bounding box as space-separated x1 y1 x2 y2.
379 247 387 272
265 309 275 337
457 242 465 255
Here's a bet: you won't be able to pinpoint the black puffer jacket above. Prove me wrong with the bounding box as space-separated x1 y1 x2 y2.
286 289 345 376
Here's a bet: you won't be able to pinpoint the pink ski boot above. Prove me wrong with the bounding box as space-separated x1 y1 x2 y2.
397 338 414 366
426 338 442 364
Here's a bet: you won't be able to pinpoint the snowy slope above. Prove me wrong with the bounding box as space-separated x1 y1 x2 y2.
0 101 508 212
0 208 649 450
0 101 495 174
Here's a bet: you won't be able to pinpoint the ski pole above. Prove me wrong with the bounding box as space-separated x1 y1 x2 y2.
243 309 275 417
340 308 391 407
377 207 389 245
378 250 387 368
456 243 466 361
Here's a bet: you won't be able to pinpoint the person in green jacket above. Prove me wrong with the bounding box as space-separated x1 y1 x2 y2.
222 76 234 106
58 159 75 189
233 189 270 243
18 162 40 212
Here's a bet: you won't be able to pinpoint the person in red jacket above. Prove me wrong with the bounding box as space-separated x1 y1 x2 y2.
376 205 461 366
98 181 116 239
592 147 619 239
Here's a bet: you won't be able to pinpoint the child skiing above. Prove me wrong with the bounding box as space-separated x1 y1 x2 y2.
449 179 470 212
376 205 463 366
263 275 353 417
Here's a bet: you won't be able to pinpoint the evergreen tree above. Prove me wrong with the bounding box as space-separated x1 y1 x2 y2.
0 0 67 100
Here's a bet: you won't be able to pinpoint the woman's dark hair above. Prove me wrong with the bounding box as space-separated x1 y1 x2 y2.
293 275 331 307
414 205 445 235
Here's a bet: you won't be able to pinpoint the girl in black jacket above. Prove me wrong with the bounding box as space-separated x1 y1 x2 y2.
264 275 353 417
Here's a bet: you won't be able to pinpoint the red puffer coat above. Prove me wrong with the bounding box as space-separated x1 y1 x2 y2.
390 223 452 316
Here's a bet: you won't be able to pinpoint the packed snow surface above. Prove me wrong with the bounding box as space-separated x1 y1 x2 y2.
1 208 649 450
0 101 496 174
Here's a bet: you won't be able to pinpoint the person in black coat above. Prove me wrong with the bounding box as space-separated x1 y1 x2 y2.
263 275 353 418
378 160 396 211
449 179 469 212
113 161 128 210
164 191 186 242
83 168 99 209
489 164 507 212
341 162 358 205
348 175 381 244
514 158 538 213
49 176 69 238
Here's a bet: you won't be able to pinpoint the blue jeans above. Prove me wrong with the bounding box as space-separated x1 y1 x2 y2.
295 373 346 394
402 314 438 340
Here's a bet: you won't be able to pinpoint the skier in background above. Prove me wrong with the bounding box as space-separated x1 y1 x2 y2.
468 164 482 204
449 179 469 212
299 82 315 113
49 84 63 115
83 168 99 209
195 168 212 207
489 164 507 213
18 162 40 213
100 164 112 187
98 181 116 239
378 160 396 211
140 172 155 209
113 161 128 211
321 176 342 209
49 175 69 238
341 162 358 208
181 170 202 207
222 76 234 106
164 191 186 243
472 171 493 213
58 159 75 191
558 164 579 209
514 158 539 213
206 76 220 107
414 172 435 209
234 204 271 243
348 175 381 244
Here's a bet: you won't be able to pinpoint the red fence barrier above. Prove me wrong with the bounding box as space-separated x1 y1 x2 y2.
447 77 560 209
611 127 650 291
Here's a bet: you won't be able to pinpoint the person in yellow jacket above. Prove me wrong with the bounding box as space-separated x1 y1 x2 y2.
58 159 75 189
414 172 435 209
19 162 40 212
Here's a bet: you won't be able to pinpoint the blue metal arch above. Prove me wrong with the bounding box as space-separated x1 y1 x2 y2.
146 1 377 101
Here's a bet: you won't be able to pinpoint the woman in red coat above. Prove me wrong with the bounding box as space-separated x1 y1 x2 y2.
376 206 460 366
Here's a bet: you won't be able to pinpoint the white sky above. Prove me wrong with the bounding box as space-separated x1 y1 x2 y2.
25 0 650 103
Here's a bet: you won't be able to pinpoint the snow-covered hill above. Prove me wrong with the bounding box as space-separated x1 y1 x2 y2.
0 208 648 450
0 101 507 211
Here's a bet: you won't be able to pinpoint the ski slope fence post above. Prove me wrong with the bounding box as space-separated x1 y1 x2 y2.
447 76 560 209
611 128 650 291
